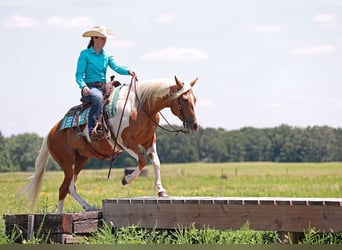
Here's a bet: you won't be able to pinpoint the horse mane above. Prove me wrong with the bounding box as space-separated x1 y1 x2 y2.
136 79 175 108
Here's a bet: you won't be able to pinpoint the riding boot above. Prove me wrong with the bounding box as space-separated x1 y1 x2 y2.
90 122 103 142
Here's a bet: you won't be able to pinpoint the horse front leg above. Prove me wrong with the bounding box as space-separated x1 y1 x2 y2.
121 148 144 185
147 143 168 197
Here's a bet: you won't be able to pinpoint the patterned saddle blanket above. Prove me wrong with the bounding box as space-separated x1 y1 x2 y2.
59 84 125 130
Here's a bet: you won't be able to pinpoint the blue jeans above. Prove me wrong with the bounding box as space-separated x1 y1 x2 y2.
83 87 104 134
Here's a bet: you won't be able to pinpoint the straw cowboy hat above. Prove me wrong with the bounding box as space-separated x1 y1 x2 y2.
82 26 114 38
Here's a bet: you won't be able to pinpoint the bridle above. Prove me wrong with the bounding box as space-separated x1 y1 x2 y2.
133 78 191 135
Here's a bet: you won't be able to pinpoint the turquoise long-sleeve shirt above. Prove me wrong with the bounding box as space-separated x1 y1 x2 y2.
75 47 130 89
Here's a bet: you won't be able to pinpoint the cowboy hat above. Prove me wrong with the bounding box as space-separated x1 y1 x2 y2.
82 26 114 38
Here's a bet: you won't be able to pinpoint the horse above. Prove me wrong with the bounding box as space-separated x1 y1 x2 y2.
21 76 200 213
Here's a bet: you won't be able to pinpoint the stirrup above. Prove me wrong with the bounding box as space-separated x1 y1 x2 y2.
90 123 103 141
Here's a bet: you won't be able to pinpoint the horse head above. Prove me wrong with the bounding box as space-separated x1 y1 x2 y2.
170 76 200 133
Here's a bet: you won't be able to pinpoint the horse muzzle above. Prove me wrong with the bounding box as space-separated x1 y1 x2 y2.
184 120 200 133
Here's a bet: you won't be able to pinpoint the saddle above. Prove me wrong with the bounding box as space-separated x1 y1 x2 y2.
89 78 122 141
60 76 121 141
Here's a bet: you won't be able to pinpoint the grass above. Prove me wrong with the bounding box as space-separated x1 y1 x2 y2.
82 223 280 244
0 162 341 244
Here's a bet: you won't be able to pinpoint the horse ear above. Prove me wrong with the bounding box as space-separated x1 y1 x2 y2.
190 77 199 87
174 75 184 88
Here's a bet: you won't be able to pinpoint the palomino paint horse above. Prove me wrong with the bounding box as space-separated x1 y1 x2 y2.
21 76 199 213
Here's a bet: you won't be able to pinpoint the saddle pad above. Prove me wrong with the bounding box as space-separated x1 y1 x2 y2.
60 108 89 130
105 84 125 117
59 84 125 130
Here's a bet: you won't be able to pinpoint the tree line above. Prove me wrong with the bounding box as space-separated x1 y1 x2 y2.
0 124 341 172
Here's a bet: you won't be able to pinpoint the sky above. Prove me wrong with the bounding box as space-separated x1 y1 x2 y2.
1 0 342 137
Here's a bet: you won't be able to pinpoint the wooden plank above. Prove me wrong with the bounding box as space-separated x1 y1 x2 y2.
70 211 102 234
3 214 72 234
103 197 342 232
73 219 101 234
69 211 102 221
3 211 103 244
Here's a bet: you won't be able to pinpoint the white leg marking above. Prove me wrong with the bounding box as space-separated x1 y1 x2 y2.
69 176 93 211
57 200 64 214
122 149 141 185
125 168 141 184
147 143 166 193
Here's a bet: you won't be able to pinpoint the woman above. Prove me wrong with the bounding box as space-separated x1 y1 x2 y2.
75 25 137 141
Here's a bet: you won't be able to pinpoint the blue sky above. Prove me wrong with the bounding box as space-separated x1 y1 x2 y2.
1 0 342 137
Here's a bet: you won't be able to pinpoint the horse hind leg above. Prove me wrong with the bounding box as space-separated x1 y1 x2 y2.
68 175 95 211
57 156 95 213
57 171 95 213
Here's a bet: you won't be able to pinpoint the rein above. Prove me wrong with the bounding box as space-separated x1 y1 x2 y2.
133 79 190 135
107 76 135 179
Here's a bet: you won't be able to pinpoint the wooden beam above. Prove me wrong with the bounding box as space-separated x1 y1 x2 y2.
3 211 102 243
103 197 342 232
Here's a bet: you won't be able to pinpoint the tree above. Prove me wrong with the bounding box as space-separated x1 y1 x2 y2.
225 130 246 162
0 132 15 172
1 125 342 173
8 133 42 171
334 128 342 161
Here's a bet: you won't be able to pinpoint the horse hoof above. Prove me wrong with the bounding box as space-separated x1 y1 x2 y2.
122 177 128 185
158 191 168 197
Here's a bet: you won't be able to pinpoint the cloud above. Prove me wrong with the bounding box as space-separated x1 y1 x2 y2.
197 99 213 108
3 15 93 29
253 25 280 33
142 47 209 62
3 15 37 28
45 16 93 28
109 40 135 49
312 13 339 29
312 13 336 23
155 13 178 23
327 97 342 108
288 94 309 102
292 45 336 56
268 103 284 109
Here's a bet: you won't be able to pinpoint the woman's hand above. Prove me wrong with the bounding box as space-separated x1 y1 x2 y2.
129 70 138 80
82 86 90 96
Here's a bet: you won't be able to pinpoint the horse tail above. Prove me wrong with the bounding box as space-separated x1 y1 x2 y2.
19 135 50 211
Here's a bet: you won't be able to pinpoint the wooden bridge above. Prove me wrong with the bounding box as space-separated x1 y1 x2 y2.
4 196 342 243
103 196 342 231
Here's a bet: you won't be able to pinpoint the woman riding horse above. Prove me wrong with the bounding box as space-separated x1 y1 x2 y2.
21 76 199 213
76 25 137 141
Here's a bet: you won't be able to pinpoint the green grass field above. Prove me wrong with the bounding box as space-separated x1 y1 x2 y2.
0 162 341 243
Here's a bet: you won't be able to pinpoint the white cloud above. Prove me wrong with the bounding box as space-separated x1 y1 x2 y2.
253 25 280 33
327 97 342 108
3 15 37 28
288 94 309 102
268 103 284 109
45 16 93 28
142 47 209 62
109 40 135 49
292 45 336 56
312 13 339 29
155 13 178 23
197 99 213 108
3 15 93 29
312 13 336 23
